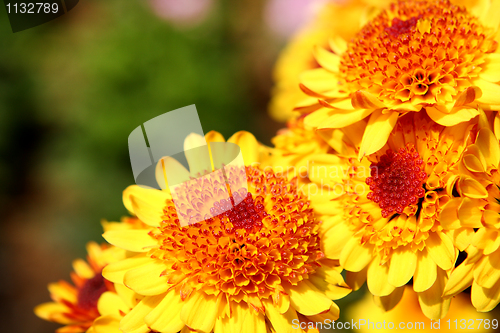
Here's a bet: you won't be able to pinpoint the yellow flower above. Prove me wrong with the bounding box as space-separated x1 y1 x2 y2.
102 131 350 333
282 112 477 319
348 286 492 333
298 0 500 158
269 0 392 122
34 242 126 333
441 121 500 311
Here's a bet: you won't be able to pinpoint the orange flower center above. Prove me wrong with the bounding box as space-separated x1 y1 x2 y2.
366 144 426 218
339 0 497 105
151 166 324 304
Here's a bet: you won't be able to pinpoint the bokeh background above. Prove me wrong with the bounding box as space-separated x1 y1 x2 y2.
2 1 498 332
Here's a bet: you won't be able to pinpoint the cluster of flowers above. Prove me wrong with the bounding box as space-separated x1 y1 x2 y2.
36 0 500 332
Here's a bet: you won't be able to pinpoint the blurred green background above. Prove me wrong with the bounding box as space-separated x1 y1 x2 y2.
0 0 283 331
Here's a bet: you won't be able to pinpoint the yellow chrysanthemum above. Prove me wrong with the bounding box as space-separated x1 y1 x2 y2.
270 0 391 122
441 120 500 311
348 286 492 333
298 0 500 158
272 112 478 319
102 131 350 333
34 242 126 333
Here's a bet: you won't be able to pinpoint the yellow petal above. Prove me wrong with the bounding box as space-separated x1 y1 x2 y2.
425 232 455 270
102 254 151 284
305 107 375 129
180 292 221 333
473 228 500 254
418 269 451 320
308 265 351 300
438 198 461 230
228 301 267 333
34 302 73 324
471 280 500 312
92 315 122 333
458 177 488 199
426 106 479 126
388 248 417 287
287 280 332 316
450 227 475 251
102 229 156 253
122 185 170 218
453 86 482 108
351 90 386 109
458 197 484 228
263 299 298 333
121 295 164 333
373 286 405 312
345 267 367 292
47 282 76 303
144 290 184 333
97 291 129 317
476 79 500 104
476 128 500 169
443 260 474 297
228 131 258 165
313 46 341 72
155 156 190 190
322 222 355 258
340 237 374 272
367 256 395 296
479 54 500 82
205 130 225 144
413 249 437 292
123 260 170 296
358 109 398 159
72 259 94 279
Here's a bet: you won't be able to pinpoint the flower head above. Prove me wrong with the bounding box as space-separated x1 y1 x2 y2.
299 0 500 158
269 0 391 122
280 112 478 319
441 122 500 311
102 131 350 333
34 242 126 333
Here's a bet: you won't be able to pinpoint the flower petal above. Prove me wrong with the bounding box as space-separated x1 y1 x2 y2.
479 54 500 82
102 254 150 284
97 291 129 317
286 280 333 316
180 292 221 333
124 260 170 296
340 236 374 272
263 299 299 333
123 185 170 217
426 106 479 126
102 230 156 253
425 232 455 270
228 131 259 165
228 301 267 333
373 286 405 312
144 290 185 333
471 280 500 312
358 109 398 159
418 269 451 320
121 295 164 333
476 79 500 104
367 256 395 296
413 249 437 293
388 247 417 287
443 260 474 297
458 197 484 228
